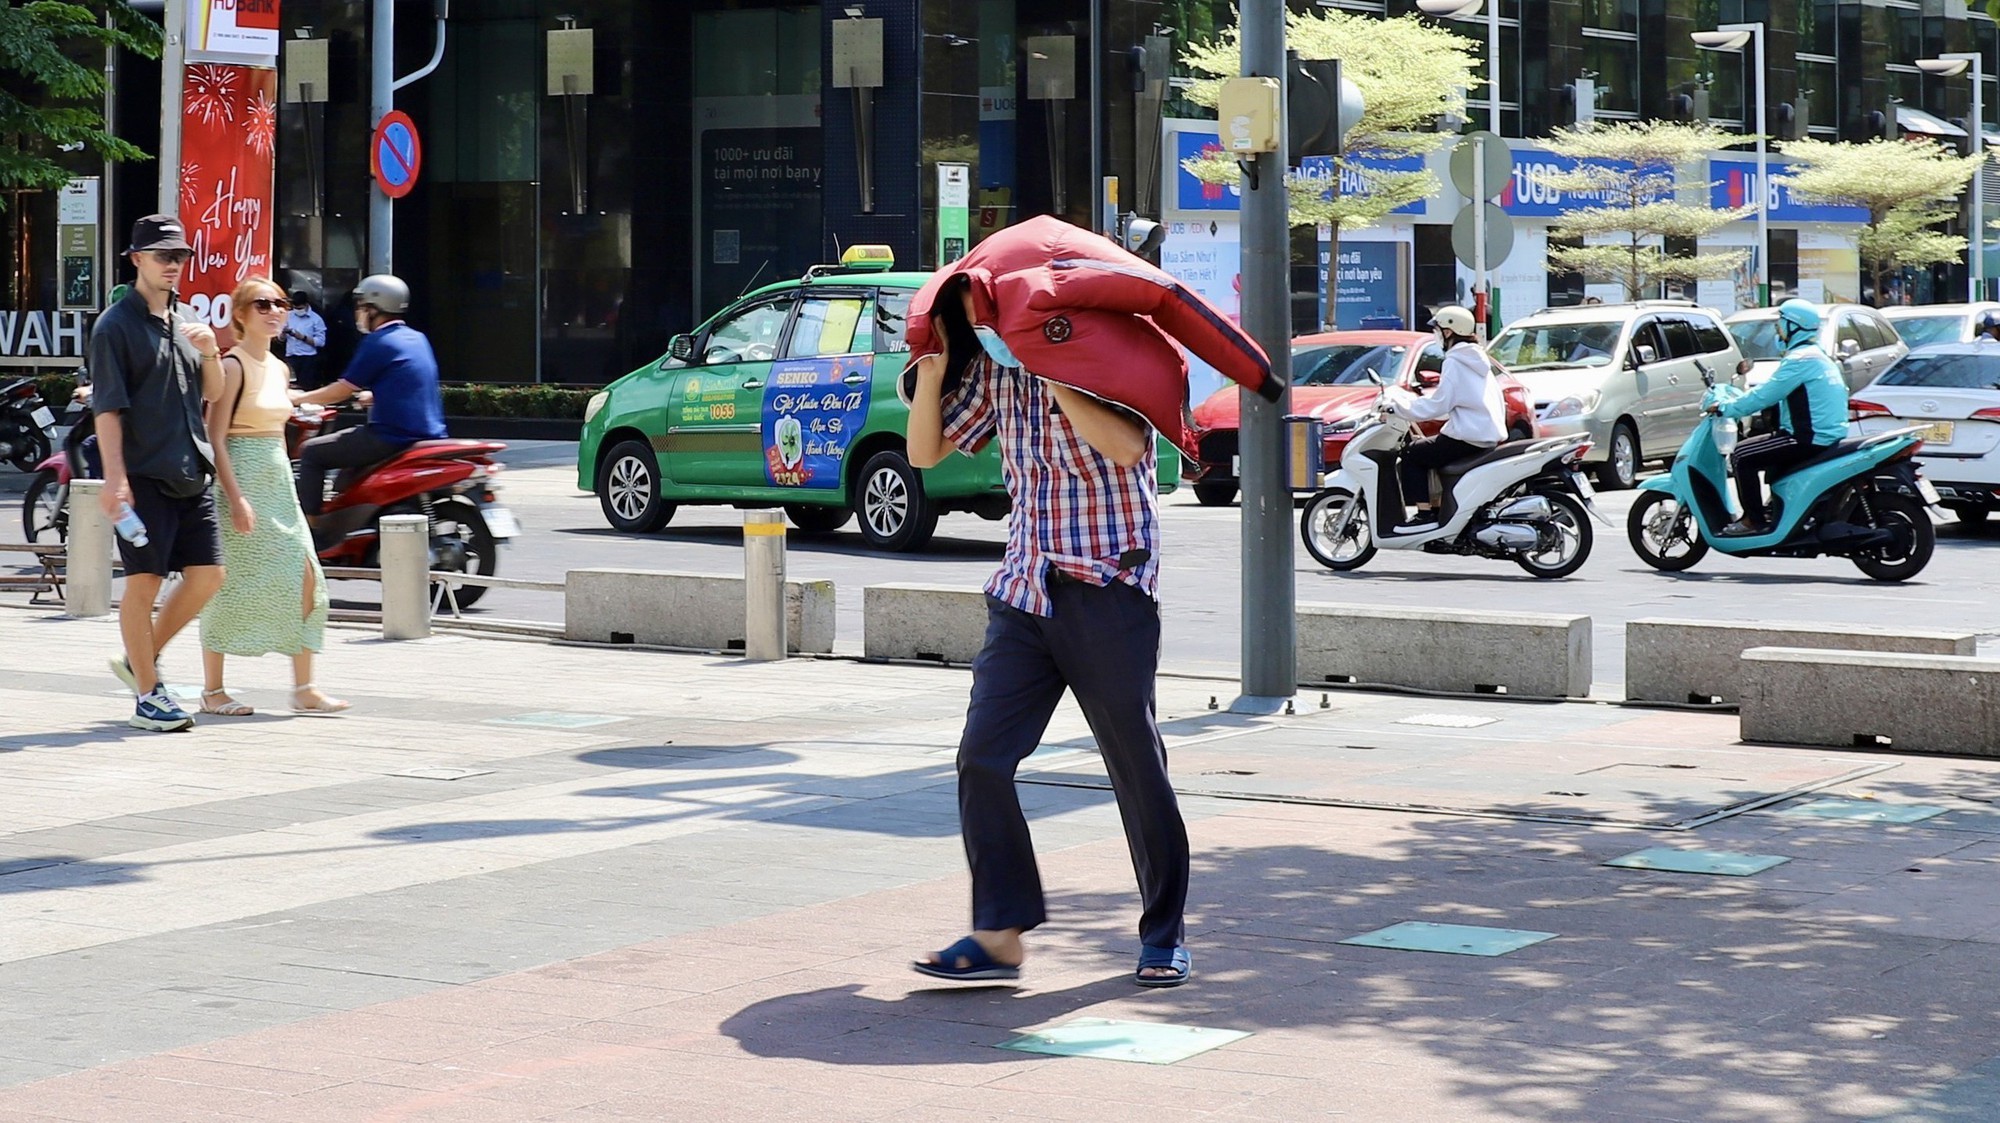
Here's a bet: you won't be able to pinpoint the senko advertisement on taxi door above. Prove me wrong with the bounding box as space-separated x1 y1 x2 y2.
761 356 872 488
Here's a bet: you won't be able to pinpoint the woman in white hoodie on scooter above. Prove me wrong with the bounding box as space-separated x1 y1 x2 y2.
1388 305 1509 529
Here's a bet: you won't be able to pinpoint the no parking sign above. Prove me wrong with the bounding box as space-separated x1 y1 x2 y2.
371 110 423 199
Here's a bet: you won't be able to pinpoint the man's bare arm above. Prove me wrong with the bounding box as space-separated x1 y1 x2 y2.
905 353 952 469
292 379 359 407
1047 383 1149 468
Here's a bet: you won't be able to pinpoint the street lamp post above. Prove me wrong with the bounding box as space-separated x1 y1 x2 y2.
1418 0 1496 329
1918 53 1986 301
1693 23 1767 307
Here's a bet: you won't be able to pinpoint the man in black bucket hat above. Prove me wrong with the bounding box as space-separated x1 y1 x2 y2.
88 214 227 732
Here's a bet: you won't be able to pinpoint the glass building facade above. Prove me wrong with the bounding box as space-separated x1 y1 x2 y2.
9 0 2000 378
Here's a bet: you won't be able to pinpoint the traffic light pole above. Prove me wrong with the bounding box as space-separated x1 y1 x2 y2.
1234 0 1298 711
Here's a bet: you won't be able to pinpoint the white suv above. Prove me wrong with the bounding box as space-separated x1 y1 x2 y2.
1487 301 1745 489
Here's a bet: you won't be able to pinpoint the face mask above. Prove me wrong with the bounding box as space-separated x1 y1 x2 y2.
972 324 1021 369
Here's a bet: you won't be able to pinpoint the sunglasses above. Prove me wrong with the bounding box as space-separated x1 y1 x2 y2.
147 250 192 265
250 297 292 313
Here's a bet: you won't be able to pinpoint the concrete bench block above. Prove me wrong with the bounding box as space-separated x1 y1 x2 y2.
863 583 991 664
1298 601 1591 698
1626 618 1977 705
1740 647 2000 755
565 568 834 653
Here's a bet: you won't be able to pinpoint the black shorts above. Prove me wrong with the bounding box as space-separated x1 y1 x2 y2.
117 476 223 577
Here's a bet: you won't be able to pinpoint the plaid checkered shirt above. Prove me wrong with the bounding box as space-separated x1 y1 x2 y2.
941 356 1161 617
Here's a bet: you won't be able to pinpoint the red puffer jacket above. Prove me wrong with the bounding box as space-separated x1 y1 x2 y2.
901 215 1279 456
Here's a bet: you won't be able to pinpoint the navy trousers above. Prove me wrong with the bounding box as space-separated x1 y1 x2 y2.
957 576 1189 951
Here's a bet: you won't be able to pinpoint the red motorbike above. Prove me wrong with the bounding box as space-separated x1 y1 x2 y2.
293 407 516 608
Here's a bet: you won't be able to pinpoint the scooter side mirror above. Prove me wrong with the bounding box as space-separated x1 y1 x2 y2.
1365 367 1384 386
1735 358 1752 376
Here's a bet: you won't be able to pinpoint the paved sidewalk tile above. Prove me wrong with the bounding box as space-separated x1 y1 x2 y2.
9 613 2000 1120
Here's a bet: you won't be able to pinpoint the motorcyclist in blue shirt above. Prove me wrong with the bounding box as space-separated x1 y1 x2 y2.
1706 300 1850 535
289 274 448 520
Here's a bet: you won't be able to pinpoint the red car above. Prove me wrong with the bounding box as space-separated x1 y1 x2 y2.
1187 330 1538 505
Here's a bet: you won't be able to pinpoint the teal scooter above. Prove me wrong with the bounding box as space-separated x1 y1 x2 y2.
1627 373 1939 582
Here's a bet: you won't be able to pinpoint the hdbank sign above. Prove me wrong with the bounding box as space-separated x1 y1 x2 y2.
1709 159 1868 225
1172 130 1424 214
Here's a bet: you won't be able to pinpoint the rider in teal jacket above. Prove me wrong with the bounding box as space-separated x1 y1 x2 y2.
1708 300 1850 534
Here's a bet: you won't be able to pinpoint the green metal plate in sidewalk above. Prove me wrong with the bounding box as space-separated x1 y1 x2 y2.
1605 847 1790 877
1782 799 1947 824
997 1018 1250 1065
1339 921 1557 957
483 712 628 730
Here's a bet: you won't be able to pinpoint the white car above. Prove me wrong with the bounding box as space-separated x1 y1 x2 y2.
1724 303 1906 393
1487 301 1743 489
1882 302 2000 349
1851 343 2000 525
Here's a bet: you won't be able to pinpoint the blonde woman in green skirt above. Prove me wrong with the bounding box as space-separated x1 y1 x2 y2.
198 277 349 716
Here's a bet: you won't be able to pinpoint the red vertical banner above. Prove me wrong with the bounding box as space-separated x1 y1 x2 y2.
178 63 278 347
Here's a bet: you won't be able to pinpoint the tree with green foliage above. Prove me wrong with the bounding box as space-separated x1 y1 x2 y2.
0 1 161 209
1538 122 1757 301
1777 137 1981 307
1175 6 1480 234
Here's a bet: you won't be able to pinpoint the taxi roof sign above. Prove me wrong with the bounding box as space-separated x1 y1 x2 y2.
838 244 896 271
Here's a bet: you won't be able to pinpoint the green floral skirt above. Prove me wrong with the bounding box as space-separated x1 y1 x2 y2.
200 436 329 657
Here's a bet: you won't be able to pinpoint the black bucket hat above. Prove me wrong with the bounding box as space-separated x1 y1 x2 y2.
124 214 192 255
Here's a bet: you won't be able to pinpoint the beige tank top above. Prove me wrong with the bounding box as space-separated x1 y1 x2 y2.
227 349 293 437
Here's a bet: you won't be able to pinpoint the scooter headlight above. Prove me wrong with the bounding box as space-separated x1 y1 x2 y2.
1321 413 1363 434
1540 391 1601 420
584 390 610 424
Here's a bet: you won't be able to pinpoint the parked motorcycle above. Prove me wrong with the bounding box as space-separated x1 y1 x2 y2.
293 408 517 607
21 387 95 543
1300 377 1605 579
1 376 59 473
1627 372 1937 582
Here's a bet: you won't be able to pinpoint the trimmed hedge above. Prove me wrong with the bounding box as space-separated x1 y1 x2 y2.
35 373 596 420
440 384 597 420
34 373 78 407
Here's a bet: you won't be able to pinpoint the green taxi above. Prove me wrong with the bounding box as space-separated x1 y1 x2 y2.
578 247 1180 551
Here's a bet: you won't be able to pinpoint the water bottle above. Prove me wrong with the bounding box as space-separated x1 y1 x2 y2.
113 503 149 548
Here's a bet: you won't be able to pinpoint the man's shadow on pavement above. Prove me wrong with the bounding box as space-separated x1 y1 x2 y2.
714 810 2000 1120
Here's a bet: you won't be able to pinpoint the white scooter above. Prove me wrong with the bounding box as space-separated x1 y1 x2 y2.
1299 380 1608 579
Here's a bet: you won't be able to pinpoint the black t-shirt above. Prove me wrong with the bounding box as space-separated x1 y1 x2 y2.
87 288 214 497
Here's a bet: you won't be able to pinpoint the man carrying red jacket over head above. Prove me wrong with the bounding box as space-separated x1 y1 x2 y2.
904 217 1270 990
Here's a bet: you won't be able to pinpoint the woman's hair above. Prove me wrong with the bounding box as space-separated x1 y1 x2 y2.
229 276 289 340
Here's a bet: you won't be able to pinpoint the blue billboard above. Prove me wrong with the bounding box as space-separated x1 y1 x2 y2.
1708 159 1869 225
1173 130 1426 215
1500 150 1642 217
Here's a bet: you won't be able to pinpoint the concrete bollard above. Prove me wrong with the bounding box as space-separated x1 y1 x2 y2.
66 479 112 618
379 514 431 640
743 510 787 661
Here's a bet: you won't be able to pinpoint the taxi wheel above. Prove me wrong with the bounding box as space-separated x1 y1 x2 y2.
854 450 938 552
597 439 676 533
785 504 853 534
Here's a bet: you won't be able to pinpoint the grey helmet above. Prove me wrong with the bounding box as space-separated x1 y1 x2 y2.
352 273 410 316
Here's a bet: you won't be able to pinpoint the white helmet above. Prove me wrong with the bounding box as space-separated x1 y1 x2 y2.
353 274 410 316
1430 305 1477 337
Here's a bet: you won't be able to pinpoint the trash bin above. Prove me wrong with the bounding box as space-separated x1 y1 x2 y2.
1285 415 1324 492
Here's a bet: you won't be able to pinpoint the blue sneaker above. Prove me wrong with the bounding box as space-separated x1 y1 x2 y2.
131 688 194 732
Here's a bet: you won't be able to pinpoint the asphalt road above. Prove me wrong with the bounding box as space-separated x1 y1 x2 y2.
7 441 1997 688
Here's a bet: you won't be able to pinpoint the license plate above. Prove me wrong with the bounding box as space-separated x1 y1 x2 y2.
1918 478 1942 505
29 406 54 429
1230 455 1240 478
1911 420 1954 446
1570 471 1595 499
483 507 522 538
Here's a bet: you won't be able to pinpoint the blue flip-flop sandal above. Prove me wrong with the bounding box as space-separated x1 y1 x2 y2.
913 936 1021 982
1136 943 1192 988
